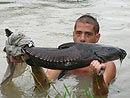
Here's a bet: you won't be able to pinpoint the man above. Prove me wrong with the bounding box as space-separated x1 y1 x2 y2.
10 14 116 96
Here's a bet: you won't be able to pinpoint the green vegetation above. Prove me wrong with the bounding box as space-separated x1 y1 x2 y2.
49 83 94 98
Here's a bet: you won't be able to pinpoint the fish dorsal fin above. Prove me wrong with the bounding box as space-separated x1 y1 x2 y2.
25 46 80 63
58 42 77 49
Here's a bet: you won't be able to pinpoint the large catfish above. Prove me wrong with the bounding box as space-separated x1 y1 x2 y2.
25 41 127 70
2 29 127 83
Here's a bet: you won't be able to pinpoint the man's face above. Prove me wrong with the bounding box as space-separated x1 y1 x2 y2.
73 22 100 43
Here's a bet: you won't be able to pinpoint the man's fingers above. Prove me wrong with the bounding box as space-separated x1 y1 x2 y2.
98 64 106 75
90 60 96 65
22 54 29 60
10 56 24 63
90 60 106 75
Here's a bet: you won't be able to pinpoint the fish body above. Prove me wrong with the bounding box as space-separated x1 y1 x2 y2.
24 42 127 70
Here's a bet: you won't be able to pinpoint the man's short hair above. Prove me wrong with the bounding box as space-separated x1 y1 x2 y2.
74 14 99 34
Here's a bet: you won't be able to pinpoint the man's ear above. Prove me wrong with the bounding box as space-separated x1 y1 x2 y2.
73 31 75 41
96 33 100 42
73 31 75 37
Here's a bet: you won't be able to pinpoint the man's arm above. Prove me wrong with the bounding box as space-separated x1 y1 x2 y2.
31 66 50 90
90 60 116 96
10 55 51 89
10 55 61 89
46 69 62 81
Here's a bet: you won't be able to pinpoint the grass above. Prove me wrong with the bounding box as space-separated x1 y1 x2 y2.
47 83 94 98
84 88 94 98
32 81 94 98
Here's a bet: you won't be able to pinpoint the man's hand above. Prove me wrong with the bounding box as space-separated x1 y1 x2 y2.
10 54 29 63
90 60 106 75
90 60 108 96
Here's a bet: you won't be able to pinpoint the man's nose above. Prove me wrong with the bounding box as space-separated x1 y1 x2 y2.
80 34 86 42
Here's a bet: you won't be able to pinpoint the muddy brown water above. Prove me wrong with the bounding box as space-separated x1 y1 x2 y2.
0 0 130 98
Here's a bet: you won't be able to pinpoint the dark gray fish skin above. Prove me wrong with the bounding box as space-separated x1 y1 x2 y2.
24 42 127 70
5 28 13 37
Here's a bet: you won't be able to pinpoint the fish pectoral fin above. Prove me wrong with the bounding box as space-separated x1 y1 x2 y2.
58 70 68 80
92 52 104 63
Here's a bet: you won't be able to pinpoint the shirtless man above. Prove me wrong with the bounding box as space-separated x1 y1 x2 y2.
10 14 116 96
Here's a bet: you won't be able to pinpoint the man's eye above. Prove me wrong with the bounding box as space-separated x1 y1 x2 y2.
85 32 93 36
76 31 81 35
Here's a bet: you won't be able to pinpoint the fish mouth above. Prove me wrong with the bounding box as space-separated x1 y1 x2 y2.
119 49 127 63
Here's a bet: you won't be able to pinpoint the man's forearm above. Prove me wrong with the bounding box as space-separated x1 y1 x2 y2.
31 66 50 90
92 73 108 96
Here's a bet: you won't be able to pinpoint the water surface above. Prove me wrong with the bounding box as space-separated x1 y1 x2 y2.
0 0 130 97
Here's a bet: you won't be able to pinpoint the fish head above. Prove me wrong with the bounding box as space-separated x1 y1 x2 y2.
95 45 127 63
